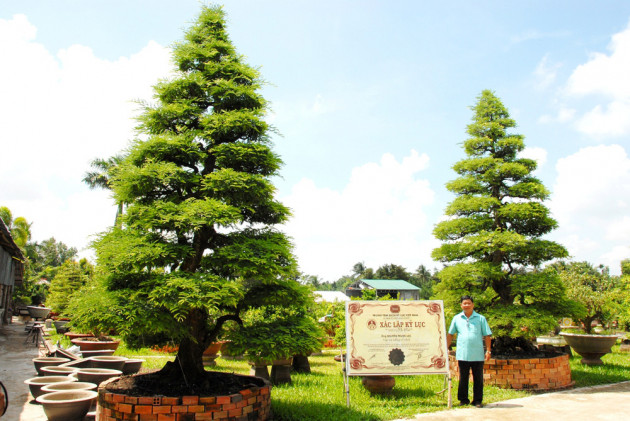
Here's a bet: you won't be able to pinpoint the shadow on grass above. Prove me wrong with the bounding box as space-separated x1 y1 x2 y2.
271 400 380 421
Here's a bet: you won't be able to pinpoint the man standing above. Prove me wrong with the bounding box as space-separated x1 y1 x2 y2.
446 295 492 408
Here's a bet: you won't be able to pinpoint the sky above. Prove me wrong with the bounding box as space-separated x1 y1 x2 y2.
2 1 630 281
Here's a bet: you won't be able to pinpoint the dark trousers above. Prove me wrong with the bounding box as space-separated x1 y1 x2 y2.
457 360 484 404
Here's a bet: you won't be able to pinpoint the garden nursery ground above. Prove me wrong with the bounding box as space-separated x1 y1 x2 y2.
2 319 630 421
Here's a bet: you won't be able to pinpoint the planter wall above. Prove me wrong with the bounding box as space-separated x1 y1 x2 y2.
97 375 272 421
449 353 573 391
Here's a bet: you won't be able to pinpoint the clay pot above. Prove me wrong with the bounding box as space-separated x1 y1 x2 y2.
71 338 120 352
41 381 97 393
76 368 122 385
80 349 116 358
362 375 395 394
52 320 70 334
90 356 127 371
560 332 618 365
122 359 144 375
24 376 77 399
40 366 79 376
36 390 98 421
33 357 70 376
64 332 94 340
26 306 51 320
60 359 92 369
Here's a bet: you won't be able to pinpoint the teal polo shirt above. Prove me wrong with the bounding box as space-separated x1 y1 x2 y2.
448 310 492 362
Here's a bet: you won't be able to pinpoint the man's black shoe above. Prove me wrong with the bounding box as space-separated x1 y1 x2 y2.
459 402 470 406
473 403 483 408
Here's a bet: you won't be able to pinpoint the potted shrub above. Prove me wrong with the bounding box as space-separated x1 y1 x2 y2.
554 261 620 365
226 304 324 384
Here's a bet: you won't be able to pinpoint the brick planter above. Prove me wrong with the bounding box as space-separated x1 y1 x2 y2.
449 353 573 391
97 374 272 421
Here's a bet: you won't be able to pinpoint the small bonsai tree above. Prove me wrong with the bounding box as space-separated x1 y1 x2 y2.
89 6 302 388
553 261 618 333
46 259 93 315
432 90 577 355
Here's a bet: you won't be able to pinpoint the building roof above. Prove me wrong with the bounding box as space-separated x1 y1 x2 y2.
360 279 419 291
313 291 350 303
0 218 23 261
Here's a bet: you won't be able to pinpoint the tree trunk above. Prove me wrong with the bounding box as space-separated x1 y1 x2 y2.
160 310 208 386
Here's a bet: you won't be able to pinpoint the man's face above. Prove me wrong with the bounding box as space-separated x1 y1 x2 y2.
460 299 474 314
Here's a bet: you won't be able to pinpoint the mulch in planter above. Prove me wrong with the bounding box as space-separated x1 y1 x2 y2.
103 370 265 397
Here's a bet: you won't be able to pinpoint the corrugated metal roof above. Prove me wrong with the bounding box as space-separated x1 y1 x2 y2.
361 279 419 290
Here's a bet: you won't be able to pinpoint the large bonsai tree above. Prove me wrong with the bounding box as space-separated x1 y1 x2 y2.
91 6 302 386
432 90 576 353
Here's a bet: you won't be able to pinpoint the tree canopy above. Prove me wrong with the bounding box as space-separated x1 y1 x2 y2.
88 6 303 384
432 90 575 343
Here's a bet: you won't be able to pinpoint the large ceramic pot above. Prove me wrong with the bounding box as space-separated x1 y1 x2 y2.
41 381 97 393
560 332 618 365
90 356 127 371
362 375 395 394
27 306 51 320
33 357 70 376
71 338 120 352
41 366 79 377
122 359 144 375
24 376 77 399
76 368 122 385
53 320 70 334
36 390 98 421
64 332 94 340
202 341 224 367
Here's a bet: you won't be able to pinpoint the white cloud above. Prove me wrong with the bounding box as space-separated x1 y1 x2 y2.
534 55 561 90
550 144 630 273
0 14 172 257
519 147 547 171
565 19 630 137
281 150 438 280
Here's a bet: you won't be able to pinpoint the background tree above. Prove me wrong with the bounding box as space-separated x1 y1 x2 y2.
374 263 411 280
46 259 93 315
92 6 302 387
432 90 575 352
83 155 126 227
0 206 31 248
408 265 439 299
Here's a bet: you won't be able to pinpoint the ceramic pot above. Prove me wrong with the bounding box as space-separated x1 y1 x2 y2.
64 332 94 340
560 332 618 365
90 356 127 371
75 368 122 385
33 357 70 376
26 306 51 320
40 366 79 376
362 375 395 394
52 320 70 334
60 359 92 369
122 359 144 375
80 349 116 358
41 381 97 393
24 376 77 399
36 390 97 421
71 338 120 352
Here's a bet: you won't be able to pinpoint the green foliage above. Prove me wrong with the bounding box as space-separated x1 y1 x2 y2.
0 206 31 247
65 275 124 336
46 259 92 314
432 90 571 340
552 261 619 333
87 6 301 379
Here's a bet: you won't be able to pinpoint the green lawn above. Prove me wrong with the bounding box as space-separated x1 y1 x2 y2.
49 328 630 421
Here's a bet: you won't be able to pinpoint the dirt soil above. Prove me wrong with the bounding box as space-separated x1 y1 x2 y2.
104 370 266 397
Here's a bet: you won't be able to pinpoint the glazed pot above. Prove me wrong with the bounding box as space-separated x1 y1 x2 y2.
24 376 77 399
71 338 120 352
36 390 98 421
362 375 396 394
90 356 127 371
33 357 70 376
75 368 122 385
560 332 618 365
64 332 94 340
40 366 79 376
80 349 116 358
41 381 97 393
60 359 92 369
122 359 144 375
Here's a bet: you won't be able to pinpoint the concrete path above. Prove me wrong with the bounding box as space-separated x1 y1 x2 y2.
0 318 47 420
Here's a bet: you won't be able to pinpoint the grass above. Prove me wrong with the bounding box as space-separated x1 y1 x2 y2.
46 327 630 420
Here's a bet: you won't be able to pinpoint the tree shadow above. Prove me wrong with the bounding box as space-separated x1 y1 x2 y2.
271 400 379 421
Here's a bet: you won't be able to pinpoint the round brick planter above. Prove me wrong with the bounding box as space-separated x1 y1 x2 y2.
96 374 272 421
449 353 573 391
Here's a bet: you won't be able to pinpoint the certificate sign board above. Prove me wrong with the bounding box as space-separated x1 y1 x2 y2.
345 300 449 376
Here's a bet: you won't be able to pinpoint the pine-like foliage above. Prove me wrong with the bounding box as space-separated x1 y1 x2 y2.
91 6 302 381
432 90 575 340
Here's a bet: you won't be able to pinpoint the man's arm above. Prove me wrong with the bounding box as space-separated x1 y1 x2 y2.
447 333 455 349
484 335 492 361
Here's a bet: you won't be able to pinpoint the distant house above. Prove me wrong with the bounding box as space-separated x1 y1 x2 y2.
345 279 420 300
0 219 24 325
313 291 350 303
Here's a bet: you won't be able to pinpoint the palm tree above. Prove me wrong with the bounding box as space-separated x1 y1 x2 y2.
0 206 31 248
83 155 125 227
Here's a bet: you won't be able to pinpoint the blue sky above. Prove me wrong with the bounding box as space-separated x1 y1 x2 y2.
3 1 630 280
